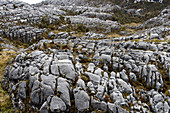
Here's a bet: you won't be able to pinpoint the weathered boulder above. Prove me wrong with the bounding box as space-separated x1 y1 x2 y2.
91 98 107 112
39 101 49 113
108 103 129 113
111 90 124 104
29 66 40 75
48 32 55 38
41 84 54 100
137 42 148 50
117 79 132 94
100 54 111 64
85 72 100 85
74 88 90 111
51 64 59 75
58 60 76 81
30 88 43 105
57 77 71 106
155 101 170 113
41 74 56 91
87 63 95 72
49 96 67 112
120 70 129 82
18 81 26 99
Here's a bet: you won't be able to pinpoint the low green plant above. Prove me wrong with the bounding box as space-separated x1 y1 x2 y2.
75 24 89 32
111 2 168 25
59 15 65 22
39 15 50 28
0 47 3 51
99 58 103 63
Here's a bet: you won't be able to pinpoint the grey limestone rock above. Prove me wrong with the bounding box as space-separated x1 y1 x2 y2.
91 98 107 112
48 32 55 38
112 63 119 71
77 77 86 90
1 2 170 113
74 88 90 111
120 70 129 82
96 85 105 100
100 54 111 64
41 83 54 100
129 72 137 82
85 72 100 85
39 101 49 113
81 12 112 20
18 81 26 99
57 77 71 106
30 88 43 105
41 74 56 91
50 64 59 75
137 42 148 50
155 101 170 113
32 80 40 91
111 90 124 104
117 79 132 94
58 60 76 81
108 103 129 113
29 66 40 75
87 63 95 72
50 96 67 112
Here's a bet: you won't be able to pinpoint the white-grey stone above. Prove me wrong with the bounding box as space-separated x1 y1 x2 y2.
117 79 132 94
85 72 100 85
50 96 67 112
74 89 90 111
57 77 71 106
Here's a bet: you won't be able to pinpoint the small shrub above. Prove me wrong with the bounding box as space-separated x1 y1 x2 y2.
38 15 60 30
39 15 50 28
43 42 47 49
13 4 18 9
47 43 56 49
66 18 71 24
0 47 3 51
81 75 90 83
168 40 170 44
76 24 89 32
66 10 80 16
104 94 113 103
59 15 65 22
112 15 118 21
99 58 103 63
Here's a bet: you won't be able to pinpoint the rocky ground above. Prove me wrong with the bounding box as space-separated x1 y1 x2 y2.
0 0 170 113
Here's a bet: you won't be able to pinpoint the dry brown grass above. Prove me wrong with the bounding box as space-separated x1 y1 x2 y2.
106 33 123 38
167 37 170 44
145 39 165 43
72 32 85 38
52 30 61 34
124 22 141 27
126 28 137 34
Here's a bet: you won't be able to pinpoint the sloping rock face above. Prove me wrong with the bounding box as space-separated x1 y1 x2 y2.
0 0 122 44
1 30 170 112
0 0 170 113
